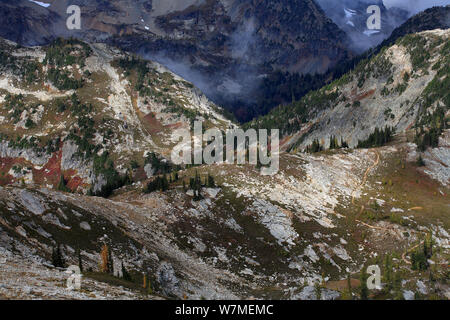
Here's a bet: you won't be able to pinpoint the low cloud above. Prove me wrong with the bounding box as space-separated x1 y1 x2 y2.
383 0 449 16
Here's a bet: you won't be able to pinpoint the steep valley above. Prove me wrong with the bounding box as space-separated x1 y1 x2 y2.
0 4 449 301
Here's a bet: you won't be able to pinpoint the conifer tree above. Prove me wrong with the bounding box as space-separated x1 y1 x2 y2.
51 246 58 267
359 269 369 300
121 261 132 281
143 273 147 289
107 246 114 275
347 273 352 297
383 254 393 292
76 247 83 273
52 243 65 268
57 175 69 192
392 271 403 300
341 137 349 149
416 154 425 167
100 244 113 274
423 231 433 259
314 282 322 300
306 139 323 153
207 174 215 188
329 135 339 149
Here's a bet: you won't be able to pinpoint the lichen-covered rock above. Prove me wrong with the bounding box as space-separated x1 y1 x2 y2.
156 262 180 297
17 190 47 215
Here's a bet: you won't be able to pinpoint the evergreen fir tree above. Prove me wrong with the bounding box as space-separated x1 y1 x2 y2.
207 174 215 188
329 135 339 149
147 276 153 295
57 175 69 192
341 137 349 149
52 244 65 268
121 261 132 281
416 154 425 167
383 254 393 292
392 271 403 300
76 247 83 273
306 139 323 153
359 269 369 300
424 232 433 259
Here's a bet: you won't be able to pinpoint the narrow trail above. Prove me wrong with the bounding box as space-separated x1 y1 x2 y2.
351 149 427 265
351 149 380 206
350 149 392 231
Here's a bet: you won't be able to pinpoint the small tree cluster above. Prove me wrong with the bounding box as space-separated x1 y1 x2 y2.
411 250 428 271
145 152 171 174
305 139 323 153
57 174 71 192
414 107 447 152
169 171 179 183
357 126 394 148
144 175 169 193
76 247 83 272
415 127 443 151
383 254 394 292
359 268 369 300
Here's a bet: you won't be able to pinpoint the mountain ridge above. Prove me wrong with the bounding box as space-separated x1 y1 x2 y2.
0 36 232 195
0 0 352 121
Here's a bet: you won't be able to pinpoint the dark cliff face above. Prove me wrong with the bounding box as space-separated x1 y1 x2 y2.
0 1 351 119
378 5 450 48
315 0 410 53
0 0 63 46
146 0 350 73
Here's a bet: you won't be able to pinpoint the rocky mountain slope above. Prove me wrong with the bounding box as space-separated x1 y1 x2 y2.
0 37 231 195
378 5 450 49
1 135 449 299
0 247 155 299
0 0 351 120
248 5 450 123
